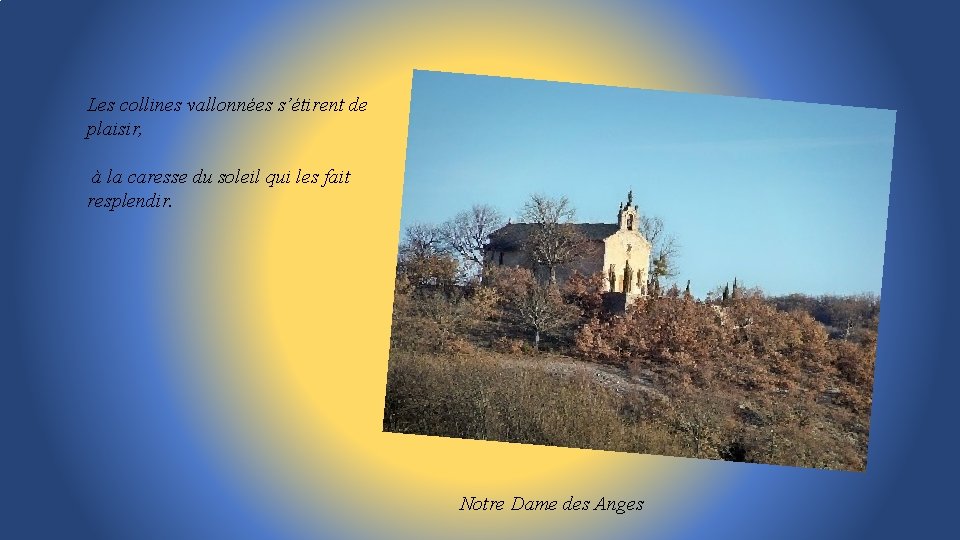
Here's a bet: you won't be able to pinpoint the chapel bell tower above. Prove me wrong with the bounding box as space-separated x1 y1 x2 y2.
618 190 638 232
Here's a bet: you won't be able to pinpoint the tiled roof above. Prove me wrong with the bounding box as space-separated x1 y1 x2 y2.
485 223 618 251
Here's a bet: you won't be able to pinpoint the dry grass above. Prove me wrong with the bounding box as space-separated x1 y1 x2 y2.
383 349 686 456
383 346 868 471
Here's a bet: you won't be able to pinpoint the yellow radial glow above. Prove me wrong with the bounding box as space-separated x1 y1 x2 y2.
178 1 742 537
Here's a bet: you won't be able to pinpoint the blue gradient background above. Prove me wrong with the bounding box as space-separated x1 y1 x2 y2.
2 1 956 539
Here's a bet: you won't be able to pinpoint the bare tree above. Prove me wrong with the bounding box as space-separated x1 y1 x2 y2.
397 223 460 291
520 194 588 284
517 283 576 351
400 223 445 258
492 266 576 350
638 215 680 286
441 204 505 276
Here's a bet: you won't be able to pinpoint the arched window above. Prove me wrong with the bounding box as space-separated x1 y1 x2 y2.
626 215 634 230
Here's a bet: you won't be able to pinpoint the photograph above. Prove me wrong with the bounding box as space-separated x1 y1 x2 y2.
383 70 896 472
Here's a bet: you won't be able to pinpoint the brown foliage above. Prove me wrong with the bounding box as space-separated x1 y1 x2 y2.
575 296 724 366
831 333 877 388
560 272 607 320
397 252 460 292
574 293 875 423
390 280 497 355
485 266 578 350
768 293 880 339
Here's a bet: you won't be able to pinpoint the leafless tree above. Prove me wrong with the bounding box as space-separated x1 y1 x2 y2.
397 223 460 290
400 223 445 258
493 267 576 351
520 194 589 284
638 215 680 286
516 283 576 351
441 204 505 276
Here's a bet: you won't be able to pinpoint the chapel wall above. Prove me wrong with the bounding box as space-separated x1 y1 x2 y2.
602 230 652 294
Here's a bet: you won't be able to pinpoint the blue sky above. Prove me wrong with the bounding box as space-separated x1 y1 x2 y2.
399 70 896 297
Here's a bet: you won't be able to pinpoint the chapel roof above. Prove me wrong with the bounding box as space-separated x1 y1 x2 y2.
485 223 619 251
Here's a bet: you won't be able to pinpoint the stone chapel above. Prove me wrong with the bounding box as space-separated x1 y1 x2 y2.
484 191 652 303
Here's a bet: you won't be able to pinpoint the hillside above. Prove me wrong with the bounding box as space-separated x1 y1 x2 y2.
384 264 877 471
